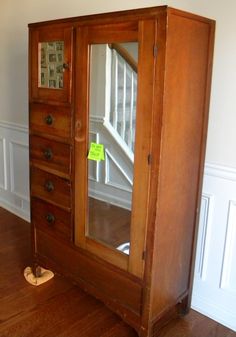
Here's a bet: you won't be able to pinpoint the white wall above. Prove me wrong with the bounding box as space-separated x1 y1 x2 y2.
0 0 236 168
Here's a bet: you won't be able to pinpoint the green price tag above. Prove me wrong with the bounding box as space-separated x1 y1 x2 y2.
88 142 105 161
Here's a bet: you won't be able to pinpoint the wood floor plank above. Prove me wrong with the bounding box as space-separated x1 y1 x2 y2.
0 288 90 337
57 306 120 337
0 276 73 323
0 207 235 337
101 322 138 337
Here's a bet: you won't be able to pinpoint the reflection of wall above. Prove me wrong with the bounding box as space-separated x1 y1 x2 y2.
120 42 138 62
89 45 107 119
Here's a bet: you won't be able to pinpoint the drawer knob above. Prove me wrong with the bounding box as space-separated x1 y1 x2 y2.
44 180 54 192
44 148 53 160
63 63 69 70
46 213 55 224
45 115 53 125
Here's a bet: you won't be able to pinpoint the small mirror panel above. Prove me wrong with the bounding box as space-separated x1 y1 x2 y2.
38 41 64 89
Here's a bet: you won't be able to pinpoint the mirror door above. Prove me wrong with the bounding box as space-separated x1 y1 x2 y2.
87 42 138 254
74 21 156 277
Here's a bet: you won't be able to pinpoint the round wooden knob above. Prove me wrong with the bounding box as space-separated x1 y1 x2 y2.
43 148 53 160
46 213 55 225
44 180 54 192
45 115 53 125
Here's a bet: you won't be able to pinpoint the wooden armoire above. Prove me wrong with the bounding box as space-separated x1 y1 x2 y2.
28 6 215 337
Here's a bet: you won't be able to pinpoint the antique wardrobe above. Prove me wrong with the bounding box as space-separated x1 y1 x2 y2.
28 6 215 336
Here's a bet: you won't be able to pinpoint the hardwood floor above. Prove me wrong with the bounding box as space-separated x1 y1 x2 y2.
0 207 235 337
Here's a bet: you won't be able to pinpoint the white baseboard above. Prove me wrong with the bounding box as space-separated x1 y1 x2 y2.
192 295 236 332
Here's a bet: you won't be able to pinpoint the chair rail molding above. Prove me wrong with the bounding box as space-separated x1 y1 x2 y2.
0 120 30 221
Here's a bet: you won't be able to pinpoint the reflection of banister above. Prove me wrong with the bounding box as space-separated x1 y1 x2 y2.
109 43 137 155
108 43 137 73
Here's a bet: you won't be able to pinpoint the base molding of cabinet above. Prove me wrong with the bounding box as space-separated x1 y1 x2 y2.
145 293 189 337
151 294 189 337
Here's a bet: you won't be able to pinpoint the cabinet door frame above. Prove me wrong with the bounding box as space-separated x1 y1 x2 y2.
74 20 157 277
29 25 73 104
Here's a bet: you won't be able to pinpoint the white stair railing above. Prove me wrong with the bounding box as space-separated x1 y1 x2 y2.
108 46 137 157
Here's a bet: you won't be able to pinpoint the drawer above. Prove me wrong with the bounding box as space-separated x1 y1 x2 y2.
31 167 71 209
30 135 71 175
29 103 71 139
32 198 72 242
36 230 142 315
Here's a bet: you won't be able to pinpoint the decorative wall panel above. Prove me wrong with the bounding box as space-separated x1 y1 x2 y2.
0 122 30 221
192 164 236 332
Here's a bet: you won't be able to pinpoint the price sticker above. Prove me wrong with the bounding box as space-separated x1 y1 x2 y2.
88 142 105 161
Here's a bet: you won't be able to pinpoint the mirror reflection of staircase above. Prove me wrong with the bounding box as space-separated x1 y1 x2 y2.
88 43 138 252
89 43 138 210
109 43 137 155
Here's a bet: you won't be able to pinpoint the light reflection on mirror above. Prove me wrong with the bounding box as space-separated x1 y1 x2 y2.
87 43 138 255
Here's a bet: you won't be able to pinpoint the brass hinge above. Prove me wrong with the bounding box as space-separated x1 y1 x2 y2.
153 45 158 58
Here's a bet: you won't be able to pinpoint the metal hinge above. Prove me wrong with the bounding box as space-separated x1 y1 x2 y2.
142 251 146 260
153 45 158 58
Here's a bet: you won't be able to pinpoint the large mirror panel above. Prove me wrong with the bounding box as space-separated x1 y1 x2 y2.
87 43 138 255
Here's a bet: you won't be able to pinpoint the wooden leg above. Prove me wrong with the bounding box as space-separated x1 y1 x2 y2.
143 294 190 337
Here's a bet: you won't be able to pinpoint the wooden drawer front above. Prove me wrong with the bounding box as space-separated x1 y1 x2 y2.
36 230 142 316
31 167 71 209
30 103 71 139
32 198 72 241
30 136 71 175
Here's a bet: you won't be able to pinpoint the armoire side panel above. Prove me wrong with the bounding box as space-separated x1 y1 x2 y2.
149 10 215 320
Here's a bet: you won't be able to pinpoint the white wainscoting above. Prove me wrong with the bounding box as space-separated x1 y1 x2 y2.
0 121 30 221
192 163 236 332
